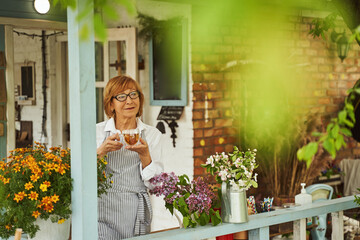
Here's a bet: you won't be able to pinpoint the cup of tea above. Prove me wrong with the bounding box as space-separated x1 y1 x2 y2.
122 128 140 146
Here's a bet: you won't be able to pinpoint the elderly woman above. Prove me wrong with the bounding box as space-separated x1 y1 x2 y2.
96 75 163 240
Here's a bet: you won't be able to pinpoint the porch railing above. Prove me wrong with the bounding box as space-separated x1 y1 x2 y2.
129 195 359 240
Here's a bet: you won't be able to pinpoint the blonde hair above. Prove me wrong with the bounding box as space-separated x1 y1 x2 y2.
103 75 144 118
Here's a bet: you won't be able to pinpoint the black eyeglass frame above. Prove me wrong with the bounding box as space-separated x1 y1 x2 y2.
112 91 140 102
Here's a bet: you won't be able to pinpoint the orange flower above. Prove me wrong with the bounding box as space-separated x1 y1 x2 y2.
43 181 51 187
43 203 54 213
24 182 34 190
14 191 27 203
39 184 48 192
28 191 39 201
5 225 11 230
2 177 10 184
32 211 41 219
41 196 52 205
51 194 59 203
30 174 40 182
58 219 65 224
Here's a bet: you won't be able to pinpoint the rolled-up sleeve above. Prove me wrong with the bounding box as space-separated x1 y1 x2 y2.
140 128 164 189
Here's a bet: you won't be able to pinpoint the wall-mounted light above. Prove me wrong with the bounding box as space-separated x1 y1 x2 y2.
331 30 350 62
34 0 50 14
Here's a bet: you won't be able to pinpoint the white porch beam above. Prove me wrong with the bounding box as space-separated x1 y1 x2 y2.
67 1 97 240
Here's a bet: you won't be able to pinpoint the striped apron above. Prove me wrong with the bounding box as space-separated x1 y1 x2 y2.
98 132 152 240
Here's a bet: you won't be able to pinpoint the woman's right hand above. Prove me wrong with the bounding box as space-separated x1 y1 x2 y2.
97 133 123 157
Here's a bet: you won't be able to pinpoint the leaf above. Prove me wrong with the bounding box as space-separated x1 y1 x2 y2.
303 142 318 162
102 4 119 20
94 13 107 42
311 132 322 137
297 147 305 161
338 110 347 123
250 180 258 188
235 172 241 180
323 138 336 159
113 0 136 16
343 119 354 128
335 135 344 151
183 216 189 228
165 202 174 215
340 127 352 137
79 25 90 41
326 123 334 132
348 111 356 122
330 124 340 139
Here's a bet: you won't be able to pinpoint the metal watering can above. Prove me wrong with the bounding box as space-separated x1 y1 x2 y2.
221 182 248 223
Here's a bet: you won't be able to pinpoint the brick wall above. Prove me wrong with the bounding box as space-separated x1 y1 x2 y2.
191 8 360 180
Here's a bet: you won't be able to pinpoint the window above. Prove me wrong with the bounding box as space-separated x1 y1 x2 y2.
149 19 188 106
14 62 36 105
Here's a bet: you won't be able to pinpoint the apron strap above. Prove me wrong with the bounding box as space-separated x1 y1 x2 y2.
134 191 152 236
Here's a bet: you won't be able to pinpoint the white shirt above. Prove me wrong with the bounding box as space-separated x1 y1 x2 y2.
96 117 164 188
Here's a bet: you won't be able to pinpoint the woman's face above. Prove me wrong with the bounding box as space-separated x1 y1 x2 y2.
111 87 140 119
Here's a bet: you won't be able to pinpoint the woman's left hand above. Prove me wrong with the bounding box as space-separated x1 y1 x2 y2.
125 138 152 168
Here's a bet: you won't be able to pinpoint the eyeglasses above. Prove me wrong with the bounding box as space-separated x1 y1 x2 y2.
113 91 140 102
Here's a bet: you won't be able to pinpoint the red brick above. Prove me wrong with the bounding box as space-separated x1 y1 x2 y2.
325 105 340 113
326 89 338 97
193 120 213 129
344 58 354 65
353 148 360 156
204 73 223 81
215 119 233 127
318 98 331 105
209 83 219 91
194 167 205 175
206 91 223 100
194 129 203 138
207 110 221 119
347 81 357 88
334 65 344 72
224 128 237 135
205 147 215 156
193 83 203 91
192 74 203 82
214 100 232 108
193 110 204 120
194 158 206 166
349 73 360 81
194 138 213 147
192 92 204 101
225 144 234 152
193 101 213 109
213 137 226 145
345 66 358 72
204 128 223 137
214 146 225 153
194 148 204 157
340 89 348 96
333 97 345 104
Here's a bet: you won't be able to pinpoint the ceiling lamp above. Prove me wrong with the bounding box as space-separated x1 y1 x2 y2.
34 0 50 14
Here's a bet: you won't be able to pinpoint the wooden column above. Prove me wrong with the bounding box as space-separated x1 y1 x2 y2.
293 219 307 240
67 1 97 240
248 226 269 240
331 211 344 240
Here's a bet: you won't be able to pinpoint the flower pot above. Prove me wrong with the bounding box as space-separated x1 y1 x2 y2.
28 218 70 240
221 182 248 223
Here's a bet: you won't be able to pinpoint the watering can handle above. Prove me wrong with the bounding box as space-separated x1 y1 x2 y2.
221 182 231 216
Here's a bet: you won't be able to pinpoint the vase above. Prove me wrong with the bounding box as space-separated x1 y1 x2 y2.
28 218 70 240
221 182 248 223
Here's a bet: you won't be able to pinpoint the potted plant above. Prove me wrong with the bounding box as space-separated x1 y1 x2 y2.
201 147 259 223
0 142 112 239
149 172 222 228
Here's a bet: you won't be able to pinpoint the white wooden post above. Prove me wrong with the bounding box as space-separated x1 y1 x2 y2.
331 211 344 240
248 226 269 240
67 1 97 239
293 219 306 240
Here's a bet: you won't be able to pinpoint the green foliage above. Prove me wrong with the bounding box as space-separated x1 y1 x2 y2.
297 84 359 165
53 0 136 42
309 13 338 40
355 189 360 205
0 144 112 238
